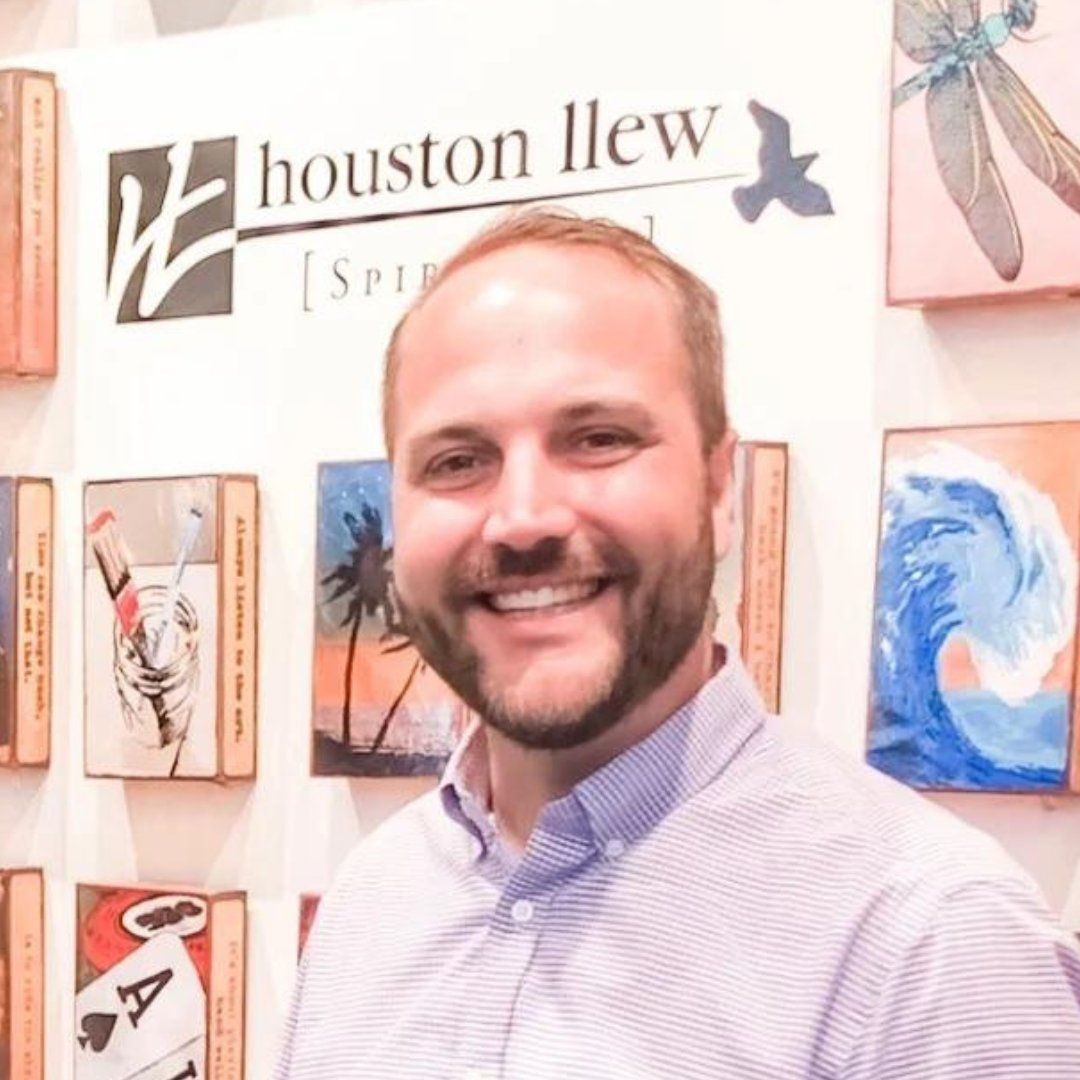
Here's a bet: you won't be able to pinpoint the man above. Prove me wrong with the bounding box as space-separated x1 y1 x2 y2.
276 209 1080 1079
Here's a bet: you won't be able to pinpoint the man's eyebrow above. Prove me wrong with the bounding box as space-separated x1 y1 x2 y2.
410 423 490 445
555 400 658 426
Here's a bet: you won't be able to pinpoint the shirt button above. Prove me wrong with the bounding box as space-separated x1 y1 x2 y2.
510 899 535 925
603 837 627 859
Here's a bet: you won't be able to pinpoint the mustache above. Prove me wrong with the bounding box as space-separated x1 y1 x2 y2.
442 536 639 603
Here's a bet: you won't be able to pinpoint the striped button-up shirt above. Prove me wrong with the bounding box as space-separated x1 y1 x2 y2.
275 658 1080 1079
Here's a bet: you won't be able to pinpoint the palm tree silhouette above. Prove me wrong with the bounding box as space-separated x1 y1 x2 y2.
320 501 420 753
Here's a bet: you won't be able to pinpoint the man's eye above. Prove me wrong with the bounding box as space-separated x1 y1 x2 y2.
575 429 637 451
425 450 485 482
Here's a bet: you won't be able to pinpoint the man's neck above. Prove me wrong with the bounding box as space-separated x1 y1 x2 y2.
485 631 718 855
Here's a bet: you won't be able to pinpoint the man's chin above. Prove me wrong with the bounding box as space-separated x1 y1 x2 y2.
480 703 623 751
475 670 629 751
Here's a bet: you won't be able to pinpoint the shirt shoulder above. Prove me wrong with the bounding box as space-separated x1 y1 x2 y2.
839 875 1080 1078
703 716 1035 898
677 721 1079 1076
320 788 457 907
275 790 483 1079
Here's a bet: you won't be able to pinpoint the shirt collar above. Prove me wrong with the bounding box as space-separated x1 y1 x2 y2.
439 650 767 856
439 717 496 850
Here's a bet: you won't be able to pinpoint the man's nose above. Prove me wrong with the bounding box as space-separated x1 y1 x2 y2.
480 442 577 550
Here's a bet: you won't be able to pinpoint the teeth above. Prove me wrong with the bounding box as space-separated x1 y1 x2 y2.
488 580 601 613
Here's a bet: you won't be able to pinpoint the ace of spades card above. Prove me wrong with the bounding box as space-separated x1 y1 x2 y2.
74 933 205 1080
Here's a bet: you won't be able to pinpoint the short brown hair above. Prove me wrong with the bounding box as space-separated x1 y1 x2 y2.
382 206 726 456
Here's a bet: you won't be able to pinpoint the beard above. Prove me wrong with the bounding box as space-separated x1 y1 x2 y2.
396 511 715 751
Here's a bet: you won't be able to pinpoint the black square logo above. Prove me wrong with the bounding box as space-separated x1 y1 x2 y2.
107 137 237 322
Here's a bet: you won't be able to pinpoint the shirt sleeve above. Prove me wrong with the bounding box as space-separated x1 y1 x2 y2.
272 948 310 1080
840 879 1080 1080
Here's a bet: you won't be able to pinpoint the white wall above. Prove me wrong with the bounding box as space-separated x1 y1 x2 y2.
0 0 387 56
1 1 1079 1077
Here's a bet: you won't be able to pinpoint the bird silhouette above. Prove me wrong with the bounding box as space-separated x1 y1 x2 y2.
733 101 834 223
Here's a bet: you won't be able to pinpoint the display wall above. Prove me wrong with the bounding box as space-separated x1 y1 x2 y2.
2 0 1080 1076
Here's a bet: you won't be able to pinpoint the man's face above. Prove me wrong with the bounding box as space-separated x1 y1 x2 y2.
390 242 731 750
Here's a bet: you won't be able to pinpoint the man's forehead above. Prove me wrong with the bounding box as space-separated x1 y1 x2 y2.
400 240 676 347
386 239 690 459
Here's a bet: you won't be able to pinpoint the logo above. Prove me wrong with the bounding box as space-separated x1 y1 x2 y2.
107 137 237 322
106 98 835 323
732 102 833 223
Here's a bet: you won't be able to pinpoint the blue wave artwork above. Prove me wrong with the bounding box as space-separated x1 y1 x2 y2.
868 440 1078 791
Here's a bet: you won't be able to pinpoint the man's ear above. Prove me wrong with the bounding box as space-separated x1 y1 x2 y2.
708 429 739 561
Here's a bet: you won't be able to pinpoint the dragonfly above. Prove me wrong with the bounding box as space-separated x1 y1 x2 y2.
893 0 1080 281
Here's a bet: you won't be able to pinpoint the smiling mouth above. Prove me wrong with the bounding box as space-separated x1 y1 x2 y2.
479 578 609 614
